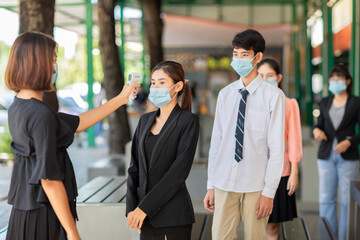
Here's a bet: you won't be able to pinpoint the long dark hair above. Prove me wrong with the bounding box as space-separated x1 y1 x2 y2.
329 64 353 94
152 61 192 112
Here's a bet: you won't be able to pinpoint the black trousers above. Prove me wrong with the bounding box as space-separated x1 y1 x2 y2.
140 222 192 240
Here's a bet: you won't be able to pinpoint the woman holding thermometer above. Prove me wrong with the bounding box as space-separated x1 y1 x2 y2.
126 61 200 240
5 31 139 240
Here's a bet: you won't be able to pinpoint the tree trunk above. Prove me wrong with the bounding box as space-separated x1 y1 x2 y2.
98 0 131 154
141 0 164 70
19 0 59 112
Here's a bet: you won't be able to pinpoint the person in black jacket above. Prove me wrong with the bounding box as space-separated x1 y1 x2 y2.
313 64 360 240
5 31 138 240
126 61 200 240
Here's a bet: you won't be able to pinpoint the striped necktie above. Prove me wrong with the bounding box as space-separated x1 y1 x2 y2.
235 89 249 162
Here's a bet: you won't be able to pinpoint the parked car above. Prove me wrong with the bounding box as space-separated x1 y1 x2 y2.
57 90 88 147
0 94 15 134
57 89 88 115
0 102 8 135
0 101 7 124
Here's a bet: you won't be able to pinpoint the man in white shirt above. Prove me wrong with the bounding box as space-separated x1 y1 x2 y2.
204 29 286 240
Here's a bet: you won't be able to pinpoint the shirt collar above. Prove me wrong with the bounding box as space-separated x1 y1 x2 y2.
235 74 262 95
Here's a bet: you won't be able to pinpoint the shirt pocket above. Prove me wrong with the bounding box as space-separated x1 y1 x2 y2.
246 109 267 132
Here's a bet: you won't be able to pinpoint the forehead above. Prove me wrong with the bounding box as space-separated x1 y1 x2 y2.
233 48 254 54
330 73 345 78
151 69 171 80
258 63 276 74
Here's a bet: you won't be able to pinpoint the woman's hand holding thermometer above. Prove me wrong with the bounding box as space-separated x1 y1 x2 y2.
128 73 142 100
118 73 141 105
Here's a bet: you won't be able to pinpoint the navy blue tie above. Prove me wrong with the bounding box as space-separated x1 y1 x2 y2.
235 89 249 162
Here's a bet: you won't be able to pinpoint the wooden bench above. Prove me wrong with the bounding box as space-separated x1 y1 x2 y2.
281 216 336 240
76 175 213 240
76 176 139 240
303 215 336 240
281 217 308 240
0 227 7 240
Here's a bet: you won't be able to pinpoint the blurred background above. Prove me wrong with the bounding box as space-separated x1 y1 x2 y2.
0 0 358 236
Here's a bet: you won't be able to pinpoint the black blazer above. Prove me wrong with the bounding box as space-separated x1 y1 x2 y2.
126 104 200 228
315 94 360 160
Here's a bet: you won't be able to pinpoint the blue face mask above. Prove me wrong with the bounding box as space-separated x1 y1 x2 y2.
231 54 258 77
51 63 58 85
266 78 278 87
329 81 347 95
148 83 178 108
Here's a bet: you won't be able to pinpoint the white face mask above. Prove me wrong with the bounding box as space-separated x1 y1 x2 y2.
51 63 58 85
329 81 347 95
148 83 178 108
231 54 258 77
266 78 278 87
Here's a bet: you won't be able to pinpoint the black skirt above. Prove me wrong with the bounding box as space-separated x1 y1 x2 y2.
140 221 192 240
268 176 298 223
6 203 70 240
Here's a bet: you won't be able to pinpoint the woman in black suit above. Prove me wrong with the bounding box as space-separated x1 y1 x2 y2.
126 61 200 240
313 65 360 240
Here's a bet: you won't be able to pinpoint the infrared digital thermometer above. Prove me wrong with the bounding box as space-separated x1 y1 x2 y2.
127 73 142 100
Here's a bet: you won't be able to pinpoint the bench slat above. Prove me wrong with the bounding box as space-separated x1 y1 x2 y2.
102 180 127 203
303 215 336 240
77 176 114 203
191 214 206 240
85 177 127 203
281 217 308 240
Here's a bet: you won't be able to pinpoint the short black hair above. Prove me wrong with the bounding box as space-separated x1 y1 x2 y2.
329 64 353 94
232 29 265 54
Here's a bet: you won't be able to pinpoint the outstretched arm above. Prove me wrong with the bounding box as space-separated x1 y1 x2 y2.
76 83 139 132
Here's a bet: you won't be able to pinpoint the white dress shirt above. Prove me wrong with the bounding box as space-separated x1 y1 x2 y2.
207 74 285 198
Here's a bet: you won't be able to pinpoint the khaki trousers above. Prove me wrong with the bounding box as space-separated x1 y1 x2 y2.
212 188 269 240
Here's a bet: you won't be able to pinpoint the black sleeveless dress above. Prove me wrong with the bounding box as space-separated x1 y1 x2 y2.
6 97 79 240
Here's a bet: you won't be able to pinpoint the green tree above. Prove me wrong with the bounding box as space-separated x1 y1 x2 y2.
19 0 59 111
140 0 164 70
98 0 131 153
